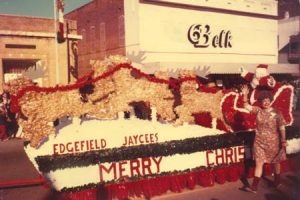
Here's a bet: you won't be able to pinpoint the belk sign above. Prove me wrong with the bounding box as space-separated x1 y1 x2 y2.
188 24 232 48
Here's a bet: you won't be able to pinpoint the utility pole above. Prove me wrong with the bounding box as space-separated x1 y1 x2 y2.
67 22 71 83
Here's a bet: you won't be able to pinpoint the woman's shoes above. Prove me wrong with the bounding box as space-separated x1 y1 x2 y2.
245 185 257 193
274 174 281 188
245 176 260 193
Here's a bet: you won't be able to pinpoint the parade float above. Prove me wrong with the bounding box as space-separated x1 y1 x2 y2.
6 56 300 200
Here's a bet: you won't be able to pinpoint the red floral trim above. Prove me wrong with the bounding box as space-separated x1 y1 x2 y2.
57 156 299 200
58 188 98 200
221 93 256 131
194 112 212 128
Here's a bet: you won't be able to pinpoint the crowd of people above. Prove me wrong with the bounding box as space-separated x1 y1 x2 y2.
0 84 18 141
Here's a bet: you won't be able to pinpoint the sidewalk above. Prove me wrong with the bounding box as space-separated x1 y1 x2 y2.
0 139 299 200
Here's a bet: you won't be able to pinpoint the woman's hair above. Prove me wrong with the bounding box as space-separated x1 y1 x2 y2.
258 90 274 102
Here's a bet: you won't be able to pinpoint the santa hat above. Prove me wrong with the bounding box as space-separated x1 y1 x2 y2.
255 64 269 78
257 64 268 69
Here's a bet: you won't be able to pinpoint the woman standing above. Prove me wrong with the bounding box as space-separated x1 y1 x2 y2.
0 104 8 141
241 85 287 193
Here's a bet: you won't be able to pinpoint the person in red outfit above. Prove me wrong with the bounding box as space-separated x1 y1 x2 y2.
241 85 287 193
0 105 8 141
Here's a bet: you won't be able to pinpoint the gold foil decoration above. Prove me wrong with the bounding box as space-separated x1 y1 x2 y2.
174 71 228 127
13 55 229 148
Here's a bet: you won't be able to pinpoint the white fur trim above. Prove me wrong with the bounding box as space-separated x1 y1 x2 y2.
255 68 269 78
220 92 250 114
287 138 300 154
250 90 257 105
251 77 259 88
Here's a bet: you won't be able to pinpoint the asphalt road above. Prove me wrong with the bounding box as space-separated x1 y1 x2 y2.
0 139 299 200
0 139 54 200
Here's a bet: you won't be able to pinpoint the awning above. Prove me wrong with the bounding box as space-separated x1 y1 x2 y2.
135 62 300 77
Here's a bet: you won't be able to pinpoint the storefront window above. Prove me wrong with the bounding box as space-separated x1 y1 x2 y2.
118 15 125 47
90 26 96 52
100 22 106 51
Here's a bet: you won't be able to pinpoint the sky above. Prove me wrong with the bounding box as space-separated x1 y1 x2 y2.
0 0 93 18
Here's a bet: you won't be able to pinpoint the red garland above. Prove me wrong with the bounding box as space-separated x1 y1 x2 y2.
10 63 211 113
57 156 299 200
58 188 98 200
10 62 294 132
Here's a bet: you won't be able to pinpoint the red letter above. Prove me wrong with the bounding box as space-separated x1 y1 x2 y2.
66 142 73 153
139 135 144 144
74 141 80 152
53 144 58 155
206 150 214 167
238 146 245 162
86 140 90 151
59 144 65 154
119 161 128 179
80 141 85 151
99 163 117 181
142 158 152 175
130 159 141 177
234 147 237 162
133 135 139 144
145 134 149 143
225 148 233 164
215 149 224 165
150 134 154 143
95 139 100 150
152 157 162 173
101 139 106 148
90 140 94 150
128 136 133 146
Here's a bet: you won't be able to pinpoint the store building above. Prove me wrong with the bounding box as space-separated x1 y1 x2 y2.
66 0 299 78
0 14 81 91
278 0 300 65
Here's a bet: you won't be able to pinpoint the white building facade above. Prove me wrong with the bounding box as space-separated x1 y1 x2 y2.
124 0 299 74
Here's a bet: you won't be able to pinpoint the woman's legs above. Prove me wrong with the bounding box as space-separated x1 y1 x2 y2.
248 159 264 193
274 162 281 174
254 159 264 177
273 162 281 187
0 125 7 140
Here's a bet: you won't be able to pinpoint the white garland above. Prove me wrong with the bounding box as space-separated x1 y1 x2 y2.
287 137 300 154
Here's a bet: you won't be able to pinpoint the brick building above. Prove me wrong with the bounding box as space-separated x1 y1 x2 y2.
0 14 81 91
66 0 125 76
67 0 299 77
